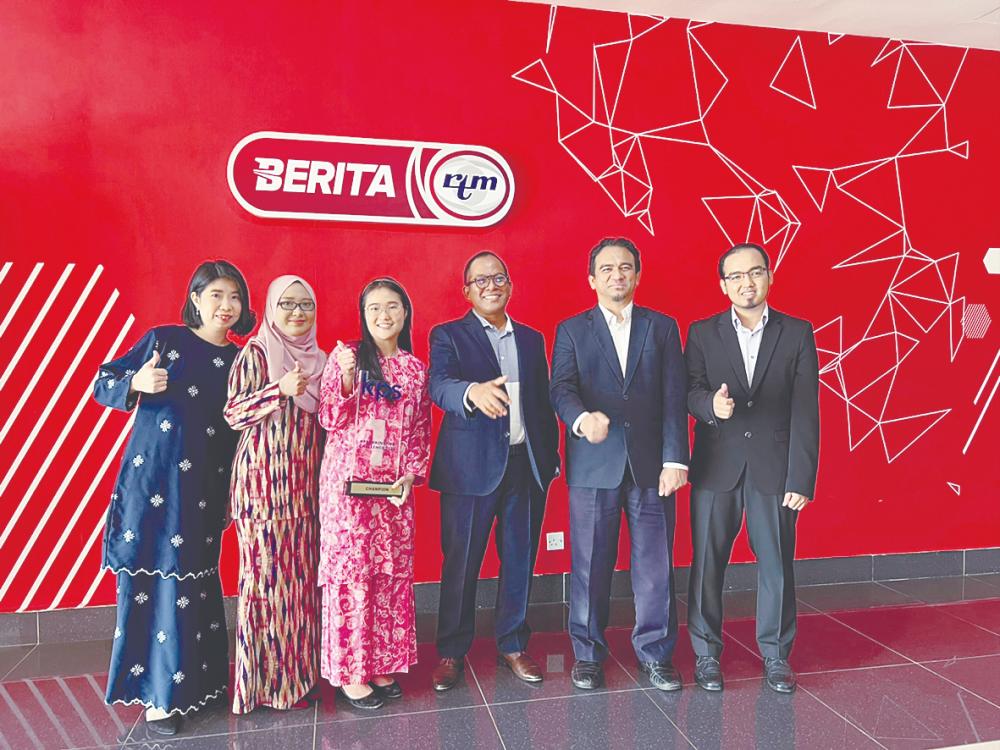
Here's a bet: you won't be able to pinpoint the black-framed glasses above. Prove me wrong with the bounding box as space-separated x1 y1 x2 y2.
723 267 768 284
277 300 316 312
465 274 509 289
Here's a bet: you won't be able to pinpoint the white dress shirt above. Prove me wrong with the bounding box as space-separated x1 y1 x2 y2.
462 311 525 445
732 304 769 384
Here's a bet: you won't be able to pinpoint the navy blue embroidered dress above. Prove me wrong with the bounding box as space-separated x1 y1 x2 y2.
93 325 239 714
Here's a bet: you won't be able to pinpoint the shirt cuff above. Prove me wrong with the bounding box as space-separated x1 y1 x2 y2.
463 383 475 412
662 462 688 471
572 411 589 437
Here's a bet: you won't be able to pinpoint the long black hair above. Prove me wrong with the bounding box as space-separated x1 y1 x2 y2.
180 260 257 336
357 276 413 382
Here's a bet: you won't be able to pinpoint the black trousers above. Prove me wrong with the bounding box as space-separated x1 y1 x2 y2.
687 469 798 660
436 447 546 658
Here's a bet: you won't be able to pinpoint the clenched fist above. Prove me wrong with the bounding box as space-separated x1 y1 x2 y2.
581 411 610 444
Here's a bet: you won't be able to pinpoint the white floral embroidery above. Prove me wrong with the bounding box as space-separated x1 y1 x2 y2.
217 466 225 474
134 592 148 605
106 379 115 389
159 419 172 432
198 500 207 509
195 631 202 641
170 534 184 548
122 529 136 543
210 621 220 631
130 664 144 677
167 350 179 361
213 357 225 368
205 536 214 545
125 369 136 376
149 494 164 507
188 385 199 397
100 370 109 378
199 591 207 600
172 671 185 684
206 426 216 436
202 662 208 671
132 454 144 468
111 492 118 500
178 459 192 472
156 630 167 643
177 596 190 609
114 627 122 639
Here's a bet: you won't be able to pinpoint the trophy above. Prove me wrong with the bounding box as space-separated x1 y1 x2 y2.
344 370 406 498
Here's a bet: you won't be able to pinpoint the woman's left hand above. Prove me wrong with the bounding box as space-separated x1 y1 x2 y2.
389 473 416 508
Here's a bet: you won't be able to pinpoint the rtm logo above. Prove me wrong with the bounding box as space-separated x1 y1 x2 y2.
428 151 510 220
440 173 499 201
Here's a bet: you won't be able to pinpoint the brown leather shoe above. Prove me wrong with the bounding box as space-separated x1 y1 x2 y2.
498 651 543 683
432 657 464 692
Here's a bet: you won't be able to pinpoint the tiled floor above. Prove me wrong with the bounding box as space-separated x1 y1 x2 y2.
2 574 1000 749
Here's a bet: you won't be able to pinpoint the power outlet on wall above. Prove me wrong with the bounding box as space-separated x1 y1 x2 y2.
546 532 564 551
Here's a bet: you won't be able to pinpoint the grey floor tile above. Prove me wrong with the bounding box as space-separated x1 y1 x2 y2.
315 705 502 749
649 679 882 749
971 573 1000 591
5 639 113 680
38 605 117 645
128 722 315 748
795 582 920 612
0 611 37 648
879 575 1000 604
0 645 35 681
491 689 690 749
147 691 315 743
924 654 1000 706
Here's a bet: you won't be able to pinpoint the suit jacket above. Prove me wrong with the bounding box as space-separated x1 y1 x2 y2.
550 305 689 490
429 310 560 496
685 308 820 496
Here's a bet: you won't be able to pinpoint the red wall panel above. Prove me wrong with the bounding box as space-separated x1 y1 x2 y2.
0 1 997 612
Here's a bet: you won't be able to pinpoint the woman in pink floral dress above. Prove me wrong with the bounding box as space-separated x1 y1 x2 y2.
318 277 431 710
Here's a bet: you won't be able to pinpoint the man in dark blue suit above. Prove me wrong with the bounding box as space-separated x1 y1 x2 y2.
550 237 689 691
428 251 560 691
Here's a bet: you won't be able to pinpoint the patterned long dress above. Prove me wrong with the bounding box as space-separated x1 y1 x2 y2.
224 341 322 713
318 347 431 686
95 325 237 715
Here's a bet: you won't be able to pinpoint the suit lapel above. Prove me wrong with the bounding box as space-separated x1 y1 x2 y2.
588 307 624 386
716 313 751 393
623 307 650 392
749 310 783 396
462 310 501 376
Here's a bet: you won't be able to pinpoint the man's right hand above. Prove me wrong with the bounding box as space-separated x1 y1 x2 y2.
469 375 510 419
713 383 734 420
581 411 610 444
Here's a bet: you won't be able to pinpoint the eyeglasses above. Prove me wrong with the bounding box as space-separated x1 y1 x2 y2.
365 302 403 316
277 300 316 312
465 274 509 289
723 267 768 284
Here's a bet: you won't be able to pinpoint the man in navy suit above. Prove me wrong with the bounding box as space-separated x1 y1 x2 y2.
550 237 689 691
428 251 560 691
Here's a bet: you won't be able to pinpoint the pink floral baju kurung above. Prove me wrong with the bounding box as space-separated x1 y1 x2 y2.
317 346 431 686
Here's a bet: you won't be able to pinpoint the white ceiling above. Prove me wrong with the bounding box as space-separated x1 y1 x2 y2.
514 0 1000 51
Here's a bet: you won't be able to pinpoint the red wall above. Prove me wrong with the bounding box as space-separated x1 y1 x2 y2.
1 1 997 613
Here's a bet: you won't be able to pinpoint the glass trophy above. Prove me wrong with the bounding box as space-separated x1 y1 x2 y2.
344 370 405 498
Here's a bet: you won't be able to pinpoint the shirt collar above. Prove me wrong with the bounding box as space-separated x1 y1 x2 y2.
472 309 514 335
732 303 769 333
599 302 633 326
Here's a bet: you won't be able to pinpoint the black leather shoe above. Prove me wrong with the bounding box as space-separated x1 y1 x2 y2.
339 686 384 710
571 660 604 690
764 658 796 693
145 713 181 736
371 680 403 699
638 661 682 691
694 656 723 691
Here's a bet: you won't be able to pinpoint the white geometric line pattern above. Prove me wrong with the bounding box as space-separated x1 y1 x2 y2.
963 348 1000 455
770 36 817 109
513 14 800 266
795 41 971 463
963 303 990 339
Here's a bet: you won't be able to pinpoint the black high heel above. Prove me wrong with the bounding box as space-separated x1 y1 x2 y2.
371 679 403 699
338 686 383 710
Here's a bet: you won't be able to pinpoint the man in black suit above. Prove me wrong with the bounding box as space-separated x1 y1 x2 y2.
550 237 689 691
685 242 819 694
428 251 560 691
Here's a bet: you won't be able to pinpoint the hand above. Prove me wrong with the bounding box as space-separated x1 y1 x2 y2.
129 351 168 394
389 473 416 507
469 375 510 419
336 341 356 393
712 382 734 420
658 467 688 497
782 492 810 511
278 361 308 397
581 411 610 444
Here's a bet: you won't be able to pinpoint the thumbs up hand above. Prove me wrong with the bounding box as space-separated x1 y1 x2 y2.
130 350 168 394
469 375 510 419
713 382 735 420
279 360 309 397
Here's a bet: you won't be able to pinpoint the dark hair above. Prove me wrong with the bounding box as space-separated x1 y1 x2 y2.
462 251 509 284
181 260 256 336
718 243 770 279
588 237 642 276
357 277 414 382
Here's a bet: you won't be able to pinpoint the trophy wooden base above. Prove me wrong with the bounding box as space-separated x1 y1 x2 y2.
344 480 404 498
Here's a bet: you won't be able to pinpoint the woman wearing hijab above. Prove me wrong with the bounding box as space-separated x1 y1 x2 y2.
224 275 326 714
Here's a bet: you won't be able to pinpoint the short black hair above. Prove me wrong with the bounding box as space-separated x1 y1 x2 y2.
181 260 256 336
588 237 641 276
463 251 509 284
718 242 770 279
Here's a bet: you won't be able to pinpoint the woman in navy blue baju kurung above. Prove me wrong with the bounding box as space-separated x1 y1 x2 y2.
93 261 255 735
